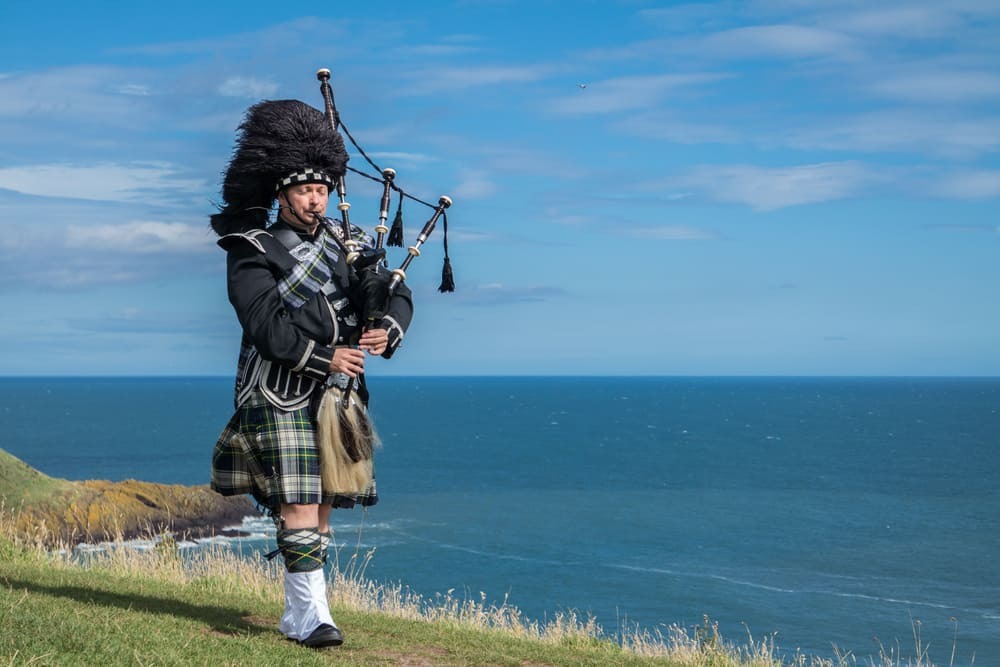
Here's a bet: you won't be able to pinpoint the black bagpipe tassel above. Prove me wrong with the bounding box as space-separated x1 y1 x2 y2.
387 194 404 247
439 257 455 293
438 211 455 293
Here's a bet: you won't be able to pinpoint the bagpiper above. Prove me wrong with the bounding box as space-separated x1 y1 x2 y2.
209 98 413 648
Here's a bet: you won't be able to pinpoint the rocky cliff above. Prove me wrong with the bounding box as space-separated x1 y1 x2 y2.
1 448 255 545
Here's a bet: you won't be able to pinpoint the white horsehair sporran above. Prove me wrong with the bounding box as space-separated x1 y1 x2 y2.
315 386 378 495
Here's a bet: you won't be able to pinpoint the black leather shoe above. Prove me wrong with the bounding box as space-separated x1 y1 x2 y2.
299 623 344 648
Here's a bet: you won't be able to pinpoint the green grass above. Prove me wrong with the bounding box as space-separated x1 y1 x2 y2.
0 448 72 506
0 509 951 666
0 536 676 666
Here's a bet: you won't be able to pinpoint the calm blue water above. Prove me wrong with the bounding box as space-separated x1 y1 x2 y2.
2 376 997 665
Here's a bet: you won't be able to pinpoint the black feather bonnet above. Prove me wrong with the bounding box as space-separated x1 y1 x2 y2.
210 99 348 236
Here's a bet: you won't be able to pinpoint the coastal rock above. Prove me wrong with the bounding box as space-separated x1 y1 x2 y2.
0 448 255 545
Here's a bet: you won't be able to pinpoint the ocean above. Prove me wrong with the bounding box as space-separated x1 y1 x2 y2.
1 376 997 665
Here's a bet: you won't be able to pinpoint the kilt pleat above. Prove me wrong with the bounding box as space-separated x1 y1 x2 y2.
211 389 378 513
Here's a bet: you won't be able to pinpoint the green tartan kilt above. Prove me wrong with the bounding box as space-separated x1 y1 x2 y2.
211 389 378 513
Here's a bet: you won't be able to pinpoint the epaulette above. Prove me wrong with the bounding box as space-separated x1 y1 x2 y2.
218 230 298 273
217 228 271 253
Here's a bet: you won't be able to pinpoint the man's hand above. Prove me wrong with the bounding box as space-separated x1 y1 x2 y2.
359 328 389 356
330 347 366 377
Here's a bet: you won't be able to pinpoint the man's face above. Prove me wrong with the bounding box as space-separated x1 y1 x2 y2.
280 182 330 220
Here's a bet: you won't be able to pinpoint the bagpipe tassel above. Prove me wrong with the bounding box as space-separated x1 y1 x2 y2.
439 257 455 293
437 211 455 293
315 388 378 495
387 195 404 247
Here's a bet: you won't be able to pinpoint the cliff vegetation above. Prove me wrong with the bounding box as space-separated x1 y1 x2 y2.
0 447 253 545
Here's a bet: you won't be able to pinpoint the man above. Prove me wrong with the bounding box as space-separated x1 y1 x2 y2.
209 99 413 648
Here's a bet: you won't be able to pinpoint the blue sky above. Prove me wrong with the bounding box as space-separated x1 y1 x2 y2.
1 0 997 376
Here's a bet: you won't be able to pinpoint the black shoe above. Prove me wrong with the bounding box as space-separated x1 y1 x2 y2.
299 623 344 648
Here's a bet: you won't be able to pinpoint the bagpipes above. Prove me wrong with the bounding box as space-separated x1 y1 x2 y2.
313 67 453 327
308 69 454 495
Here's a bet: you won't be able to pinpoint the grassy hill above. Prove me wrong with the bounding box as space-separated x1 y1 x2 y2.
0 446 73 504
0 447 253 545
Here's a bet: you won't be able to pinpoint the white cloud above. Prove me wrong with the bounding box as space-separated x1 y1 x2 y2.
0 66 152 121
217 76 279 99
450 229 496 243
572 37 676 64
547 73 727 115
616 111 739 144
65 222 216 254
664 161 874 210
630 225 717 240
110 17 349 58
398 44 481 57
819 3 990 38
638 4 739 32
622 106 1000 160
922 223 999 233
612 163 1000 212
930 170 1000 199
473 146 590 179
399 64 555 95
453 170 499 199
0 163 206 203
0 212 218 290
868 70 1000 104
117 84 152 96
367 151 438 165
785 111 1000 159
699 24 858 60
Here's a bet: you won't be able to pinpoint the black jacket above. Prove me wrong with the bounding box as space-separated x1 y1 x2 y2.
220 222 413 409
